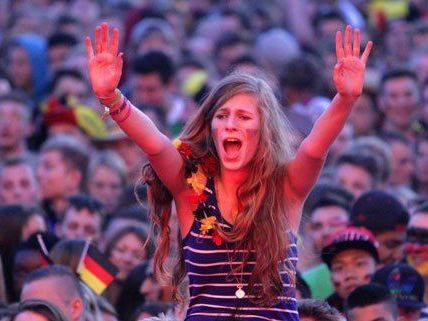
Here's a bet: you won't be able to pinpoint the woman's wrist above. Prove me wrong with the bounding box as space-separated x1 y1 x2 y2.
98 88 122 107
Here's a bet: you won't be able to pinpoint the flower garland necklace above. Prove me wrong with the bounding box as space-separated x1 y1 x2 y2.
174 139 247 298
173 139 224 245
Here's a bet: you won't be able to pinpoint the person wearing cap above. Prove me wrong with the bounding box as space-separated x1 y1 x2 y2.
351 190 409 267
322 226 380 312
300 182 353 299
345 283 401 321
405 201 428 305
372 263 427 321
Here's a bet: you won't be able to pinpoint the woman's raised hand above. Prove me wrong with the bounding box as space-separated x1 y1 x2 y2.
85 23 123 105
333 25 373 99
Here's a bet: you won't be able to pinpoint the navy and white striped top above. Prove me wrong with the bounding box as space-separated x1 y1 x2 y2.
182 177 299 321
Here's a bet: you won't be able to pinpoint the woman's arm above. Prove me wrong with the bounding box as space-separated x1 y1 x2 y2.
285 26 372 202
85 23 185 194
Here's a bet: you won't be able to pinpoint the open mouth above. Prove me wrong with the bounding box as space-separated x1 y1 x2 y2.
223 138 242 159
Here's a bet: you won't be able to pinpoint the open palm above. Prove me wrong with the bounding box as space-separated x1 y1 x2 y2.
333 25 373 98
85 23 123 101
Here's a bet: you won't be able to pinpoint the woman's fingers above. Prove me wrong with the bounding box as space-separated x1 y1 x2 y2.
110 28 119 56
336 31 345 61
84 36 94 60
345 25 352 56
95 25 102 54
361 41 373 65
353 28 360 57
101 23 109 52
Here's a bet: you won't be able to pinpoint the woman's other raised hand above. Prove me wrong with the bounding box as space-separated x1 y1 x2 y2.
333 25 373 99
85 23 123 105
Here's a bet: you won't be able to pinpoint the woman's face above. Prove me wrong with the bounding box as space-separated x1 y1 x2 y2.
109 232 147 280
211 93 261 172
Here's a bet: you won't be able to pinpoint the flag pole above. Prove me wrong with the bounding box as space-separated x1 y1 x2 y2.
77 239 91 274
36 233 49 257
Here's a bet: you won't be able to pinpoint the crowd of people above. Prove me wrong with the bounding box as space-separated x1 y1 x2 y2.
1 0 428 321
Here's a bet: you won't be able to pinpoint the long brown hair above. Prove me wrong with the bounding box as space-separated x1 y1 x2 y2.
140 72 298 305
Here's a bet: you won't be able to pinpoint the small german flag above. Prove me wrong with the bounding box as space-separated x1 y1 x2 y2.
77 242 118 295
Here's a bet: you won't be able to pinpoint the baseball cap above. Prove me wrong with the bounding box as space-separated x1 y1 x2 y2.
372 263 426 310
321 227 380 268
351 190 409 233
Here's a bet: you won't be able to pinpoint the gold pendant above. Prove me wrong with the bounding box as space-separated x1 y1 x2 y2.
235 287 245 299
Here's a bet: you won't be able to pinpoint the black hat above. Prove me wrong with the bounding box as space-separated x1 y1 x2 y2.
321 227 379 268
351 190 409 233
372 263 426 310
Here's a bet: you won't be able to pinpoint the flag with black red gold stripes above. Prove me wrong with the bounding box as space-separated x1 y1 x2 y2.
77 242 118 295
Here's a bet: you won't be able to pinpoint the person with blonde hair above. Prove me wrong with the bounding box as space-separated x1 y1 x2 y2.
85 22 372 320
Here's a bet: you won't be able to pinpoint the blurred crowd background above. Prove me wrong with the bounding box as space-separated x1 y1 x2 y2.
1 0 428 321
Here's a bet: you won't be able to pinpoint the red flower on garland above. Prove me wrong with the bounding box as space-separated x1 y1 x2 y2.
212 230 223 245
187 192 208 205
201 154 217 176
179 143 193 157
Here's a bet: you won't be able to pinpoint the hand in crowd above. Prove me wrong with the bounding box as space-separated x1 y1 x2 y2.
85 22 123 105
333 25 372 99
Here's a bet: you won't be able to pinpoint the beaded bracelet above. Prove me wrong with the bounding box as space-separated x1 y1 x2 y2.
109 97 127 116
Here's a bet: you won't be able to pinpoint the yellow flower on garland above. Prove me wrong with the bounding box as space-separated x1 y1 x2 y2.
187 168 207 194
173 138 182 149
200 216 217 234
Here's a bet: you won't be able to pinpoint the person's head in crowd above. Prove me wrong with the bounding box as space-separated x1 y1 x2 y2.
0 158 39 206
213 32 250 77
55 15 83 40
101 204 149 249
49 68 90 103
0 93 32 160
351 190 409 267
253 28 300 78
322 227 379 307
372 263 426 321
378 68 421 139
405 201 428 294
298 299 342 321
87 151 127 215
380 132 414 187
303 183 352 258
93 122 145 185
345 283 400 321
130 301 172 321
56 195 103 242
333 151 381 199
384 19 412 65
129 17 179 61
349 91 380 137
128 51 174 112
414 133 428 195
0 204 48 299
12 233 59 301
116 263 152 321
47 32 78 73
36 135 89 215
11 299 69 321
103 225 153 281
49 239 85 273
4 34 49 104
176 57 211 105
279 54 323 110
21 265 85 321
296 272 312 300
312 6 346 41
347 136 392 188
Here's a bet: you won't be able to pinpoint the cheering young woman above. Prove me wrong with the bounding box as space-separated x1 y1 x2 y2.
85 23 372 320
